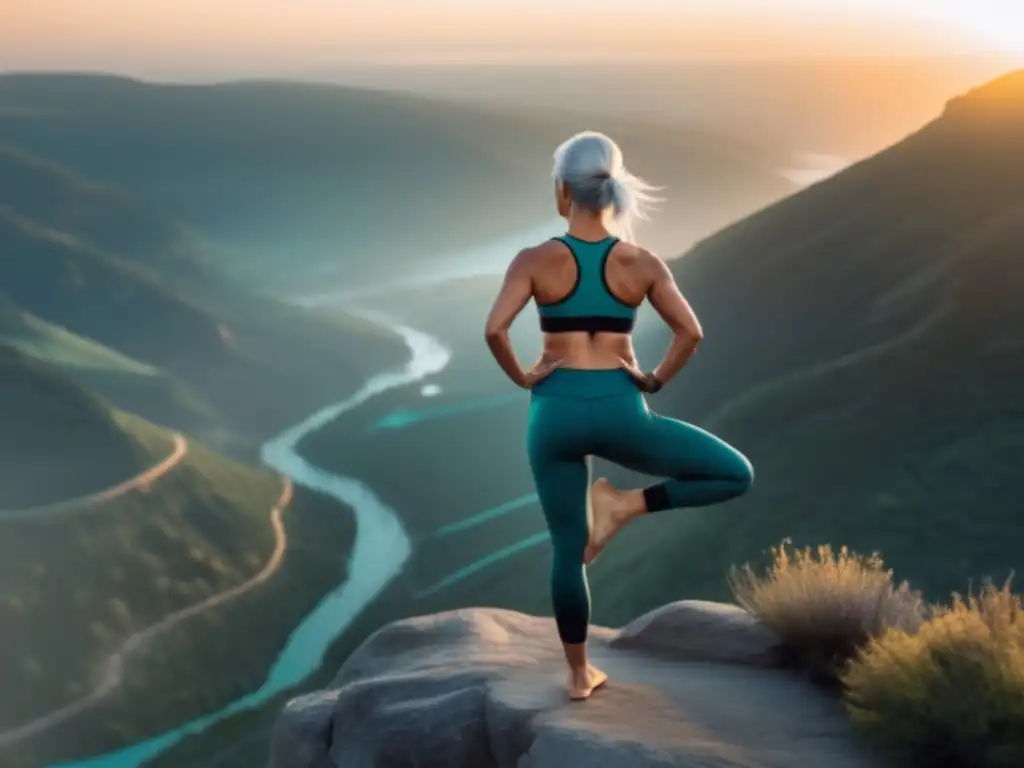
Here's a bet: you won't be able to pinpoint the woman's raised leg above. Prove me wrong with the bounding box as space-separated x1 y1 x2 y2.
586 406 754 563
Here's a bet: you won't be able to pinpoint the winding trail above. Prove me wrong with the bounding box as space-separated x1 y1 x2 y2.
0 434 188 523
0 477 293 747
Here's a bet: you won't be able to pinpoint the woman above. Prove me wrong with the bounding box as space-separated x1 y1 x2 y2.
484 131 754 701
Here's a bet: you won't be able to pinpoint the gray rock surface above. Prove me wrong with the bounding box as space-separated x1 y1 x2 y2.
610 600 784 666
270 602 879 768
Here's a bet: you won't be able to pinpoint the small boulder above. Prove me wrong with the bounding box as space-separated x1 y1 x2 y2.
610 600 783 667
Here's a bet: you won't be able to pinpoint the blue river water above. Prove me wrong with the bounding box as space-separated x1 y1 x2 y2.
371 392 525 431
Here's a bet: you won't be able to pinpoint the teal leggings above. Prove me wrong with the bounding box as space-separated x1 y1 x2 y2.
527 369 754 644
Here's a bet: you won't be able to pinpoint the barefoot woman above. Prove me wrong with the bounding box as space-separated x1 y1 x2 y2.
484 131 754 701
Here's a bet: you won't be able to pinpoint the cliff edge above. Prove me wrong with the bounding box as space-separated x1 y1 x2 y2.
270 601 880 767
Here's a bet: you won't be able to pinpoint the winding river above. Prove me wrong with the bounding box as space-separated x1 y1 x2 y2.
50 311 452 768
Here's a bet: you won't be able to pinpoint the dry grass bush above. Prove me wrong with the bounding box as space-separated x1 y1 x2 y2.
842 579 1024 768
728 540 926 684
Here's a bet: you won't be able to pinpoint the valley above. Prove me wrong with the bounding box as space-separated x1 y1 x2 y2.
0 67 1020 768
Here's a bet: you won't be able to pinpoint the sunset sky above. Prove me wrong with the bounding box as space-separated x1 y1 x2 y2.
3 1 1023 78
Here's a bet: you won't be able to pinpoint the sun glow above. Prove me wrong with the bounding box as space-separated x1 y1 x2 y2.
927 1 1024 58
3 0 1024 76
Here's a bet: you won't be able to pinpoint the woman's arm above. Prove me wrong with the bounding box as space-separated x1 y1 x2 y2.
646 253 703 386
484 249 535 388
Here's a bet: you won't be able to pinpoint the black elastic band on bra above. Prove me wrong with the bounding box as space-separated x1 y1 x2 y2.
539 315 635 334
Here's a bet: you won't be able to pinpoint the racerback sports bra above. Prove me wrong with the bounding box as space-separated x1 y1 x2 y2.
536 234 638 335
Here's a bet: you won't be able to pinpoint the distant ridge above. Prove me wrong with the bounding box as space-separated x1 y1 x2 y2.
0 71 794 288
941 68 1024 120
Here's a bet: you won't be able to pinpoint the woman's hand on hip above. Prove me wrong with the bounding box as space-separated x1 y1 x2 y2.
618 358 664 393
521 357 564 389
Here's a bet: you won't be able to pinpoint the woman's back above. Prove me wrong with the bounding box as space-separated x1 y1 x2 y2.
526 233 661 370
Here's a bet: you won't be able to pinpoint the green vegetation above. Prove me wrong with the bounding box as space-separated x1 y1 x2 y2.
0 345 155 507
0 143 212 282
0 332 365 766
0 135 406 444
733 542 1024 768
845 581 1024 768
590 69 1024 621
0 403 281 728
729 541 925 683
0 294 157 376
0 203 229 369
1 484 356 768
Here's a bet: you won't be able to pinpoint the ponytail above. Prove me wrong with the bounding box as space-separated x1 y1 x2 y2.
552 131 663 240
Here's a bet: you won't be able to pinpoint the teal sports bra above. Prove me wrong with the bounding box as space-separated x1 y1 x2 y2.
536 234 638 335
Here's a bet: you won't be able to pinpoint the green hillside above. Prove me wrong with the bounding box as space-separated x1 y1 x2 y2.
0 326 365 768
590 69 1024 620
0 294 242 449
0 440 293 742
0 347 281 724
0 294 156 376
0 73 794 289
0 205 229 368
0 344 157 507
0 138 406 442
0 354 344 765
0 143 212 283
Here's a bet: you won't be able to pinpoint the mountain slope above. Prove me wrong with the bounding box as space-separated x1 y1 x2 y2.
0 141 406 442
0 143 211 283
0 349 278 731
0 295 234 448
590 70 1024 620
0 205 230 367
0 73 795 289
0 342 365 768
0 294 155 376
0 344 156 507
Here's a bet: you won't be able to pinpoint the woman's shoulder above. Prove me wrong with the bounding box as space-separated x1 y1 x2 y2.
514 238 570 263
610 239 659 263
505 239 564 279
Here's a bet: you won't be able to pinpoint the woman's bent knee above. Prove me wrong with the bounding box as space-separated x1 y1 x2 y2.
728 451 755 495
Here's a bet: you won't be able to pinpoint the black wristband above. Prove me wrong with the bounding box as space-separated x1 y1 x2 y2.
646 372 663 394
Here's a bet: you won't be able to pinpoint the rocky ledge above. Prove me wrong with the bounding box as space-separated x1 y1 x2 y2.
270 601 879 768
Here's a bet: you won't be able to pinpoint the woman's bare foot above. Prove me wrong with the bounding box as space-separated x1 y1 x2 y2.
568 663 609 700
584 478 641 564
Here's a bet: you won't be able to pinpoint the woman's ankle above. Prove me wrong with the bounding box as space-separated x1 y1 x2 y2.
561 640 588 670
624 489 647 516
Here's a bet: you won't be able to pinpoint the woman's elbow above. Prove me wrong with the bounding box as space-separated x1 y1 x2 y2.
484 324 506 343
676 324 703 344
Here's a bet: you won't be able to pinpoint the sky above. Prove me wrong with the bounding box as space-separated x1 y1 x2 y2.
3 0 1024 78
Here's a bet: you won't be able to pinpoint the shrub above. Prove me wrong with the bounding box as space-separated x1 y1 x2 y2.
728 541 926 684
843 579 1024 768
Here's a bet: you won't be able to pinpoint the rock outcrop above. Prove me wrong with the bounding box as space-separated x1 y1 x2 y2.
270 601 878 768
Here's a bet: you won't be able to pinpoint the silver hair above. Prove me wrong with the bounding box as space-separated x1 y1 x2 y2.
551 130 662 241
